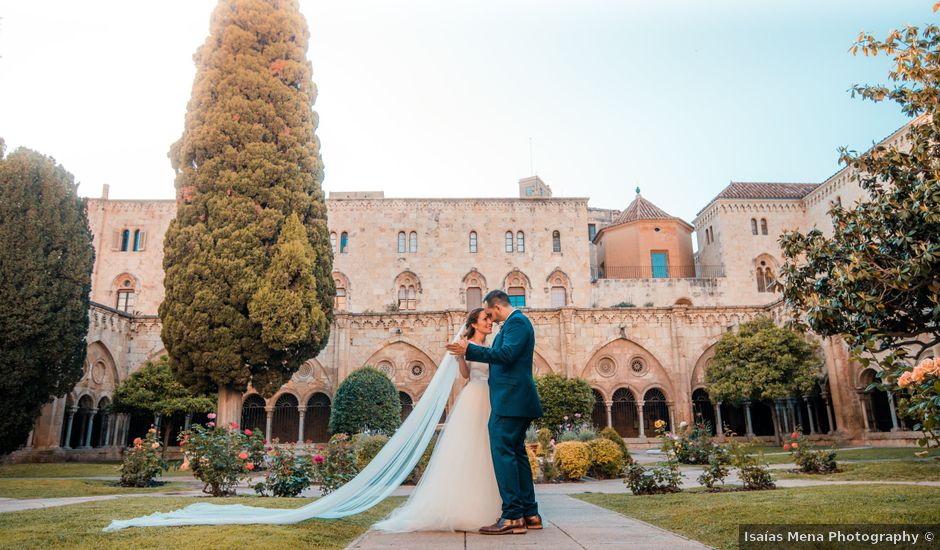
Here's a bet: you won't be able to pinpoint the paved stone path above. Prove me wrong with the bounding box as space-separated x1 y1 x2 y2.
346 493 709 550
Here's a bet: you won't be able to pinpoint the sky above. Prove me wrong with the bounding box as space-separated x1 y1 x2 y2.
0 0 933 223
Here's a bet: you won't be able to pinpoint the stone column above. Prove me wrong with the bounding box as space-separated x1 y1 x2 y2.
744 400 755 437
265 406 274 441
803 396 817 434
121 414 131 446
63 406 77 449
25 430 34 449
823 396 835 434
298 407 306 443
887 391 900 432
604 401 613 429
102 414 113 447
82 409 98 448
667 402 676 431
713 402 724 435
637 401 646 438
858 394 871 432
792 398 803 433
184 413 192 431
154 414 162 433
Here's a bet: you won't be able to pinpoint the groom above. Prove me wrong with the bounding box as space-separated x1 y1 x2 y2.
447 289 544 535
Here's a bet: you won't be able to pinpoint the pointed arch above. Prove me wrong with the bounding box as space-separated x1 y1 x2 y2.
462 269 487 311
580 338 674 399
333 271 351 310
546 268 572 307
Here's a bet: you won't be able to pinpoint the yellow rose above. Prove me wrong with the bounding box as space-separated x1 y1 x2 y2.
912 365 928 384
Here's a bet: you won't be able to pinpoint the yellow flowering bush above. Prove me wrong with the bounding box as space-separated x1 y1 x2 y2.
587 438 625 479
553 441 591 481
526 445 538 481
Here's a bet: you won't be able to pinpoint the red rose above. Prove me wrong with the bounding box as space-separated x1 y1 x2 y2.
244 429 252 436
314 454 324 464
791 432 799 439
783 443 791 451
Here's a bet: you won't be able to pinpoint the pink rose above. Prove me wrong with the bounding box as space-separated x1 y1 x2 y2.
575 413 582 418
238 452 248 460
783 443 791 451
207 413 217 420
207 421 216 428
791 432 799 439
246 463 255 471
133 437 142 445
152 442 160 449
791 442 799 449
314 454 324 464
231 422 239 429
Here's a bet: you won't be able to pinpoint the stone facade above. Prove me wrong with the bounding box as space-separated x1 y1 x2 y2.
11 121 929 461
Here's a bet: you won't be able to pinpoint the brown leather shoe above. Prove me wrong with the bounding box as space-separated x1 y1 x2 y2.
479 517 527 535
524 514 543 530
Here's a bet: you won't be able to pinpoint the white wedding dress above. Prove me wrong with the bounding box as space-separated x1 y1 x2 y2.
373 360 501 532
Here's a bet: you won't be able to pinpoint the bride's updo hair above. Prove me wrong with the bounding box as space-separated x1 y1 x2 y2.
462 308 485 340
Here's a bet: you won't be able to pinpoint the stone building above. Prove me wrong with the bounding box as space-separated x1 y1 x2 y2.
12 122 928 461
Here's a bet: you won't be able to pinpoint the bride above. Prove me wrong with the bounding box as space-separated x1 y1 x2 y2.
374 308 501 532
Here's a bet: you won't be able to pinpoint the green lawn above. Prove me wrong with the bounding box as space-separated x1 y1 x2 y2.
750 447 940 465
576 485 940 550
0 462 191 479
0 479 192 499
0 496 403 550
775 460 940 481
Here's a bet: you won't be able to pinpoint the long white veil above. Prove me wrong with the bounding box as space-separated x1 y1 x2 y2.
104 346 459 531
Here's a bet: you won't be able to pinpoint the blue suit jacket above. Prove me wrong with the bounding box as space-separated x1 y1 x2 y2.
465 309 544 419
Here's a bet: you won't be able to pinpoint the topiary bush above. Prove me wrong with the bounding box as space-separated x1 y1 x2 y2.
329 367 401 435
553 441 591 481
586 438 625 479
535 374 595 434
599 427 632 464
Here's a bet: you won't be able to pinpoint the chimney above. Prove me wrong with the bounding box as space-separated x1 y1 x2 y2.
101 184 110 200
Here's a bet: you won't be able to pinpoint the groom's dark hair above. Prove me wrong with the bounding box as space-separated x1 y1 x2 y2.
483 289 511 307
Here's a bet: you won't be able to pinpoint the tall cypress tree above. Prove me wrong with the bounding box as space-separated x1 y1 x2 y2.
160 0 334 411
0 141 94 455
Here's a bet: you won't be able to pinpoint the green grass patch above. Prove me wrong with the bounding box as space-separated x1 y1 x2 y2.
0 462 192 479
0 479 191 499
749 446 940 465
0 495 402 550
576 485 940 550
775 460 940 481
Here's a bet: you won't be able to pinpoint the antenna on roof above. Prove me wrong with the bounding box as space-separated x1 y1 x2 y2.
636 186 641 195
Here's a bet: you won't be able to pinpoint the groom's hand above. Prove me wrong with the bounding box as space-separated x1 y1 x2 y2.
446 338 468 356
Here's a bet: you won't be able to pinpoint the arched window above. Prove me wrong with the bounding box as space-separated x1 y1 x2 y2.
398 232 406 254
132 229 146 251
120 229 130 252
115 276 136 313
409 231 417 253
340 232 349 253
505 231 513 253
552 230 561 253
271 394 299 443
398 286 416 310
466 287 482 310
303 393 331 443
760 218 768 235
755 260 775 293
240 395 267 433
399 392 414 421
611 388 639 437
508 286 525 308
329 232 337 254
516 231 525 253
469 231 478 253
550 286 566 307
643 388 670 432
750 218 758 235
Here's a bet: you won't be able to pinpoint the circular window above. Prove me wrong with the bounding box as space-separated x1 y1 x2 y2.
410 362 425 379
122 279 131 288
295 362 313 379
91 361 107 384
630 358 648 376
376 361 394 378
596 357 616 378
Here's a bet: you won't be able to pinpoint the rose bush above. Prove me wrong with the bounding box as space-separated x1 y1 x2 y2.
120 426 168 487
178 420 255 496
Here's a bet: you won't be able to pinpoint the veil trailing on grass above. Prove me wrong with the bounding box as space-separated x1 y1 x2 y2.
103 345 459 532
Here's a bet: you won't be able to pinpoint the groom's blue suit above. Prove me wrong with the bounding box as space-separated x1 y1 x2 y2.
465 309 543 520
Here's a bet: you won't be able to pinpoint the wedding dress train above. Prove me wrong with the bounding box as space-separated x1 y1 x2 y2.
373 361 501 532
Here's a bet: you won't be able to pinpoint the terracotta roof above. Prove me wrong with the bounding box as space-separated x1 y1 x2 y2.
696 181 819 216
615 193 680 224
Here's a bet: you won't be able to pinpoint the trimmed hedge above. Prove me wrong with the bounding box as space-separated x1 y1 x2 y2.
534 373 595 434
329 367 401 435
553 441 591 480
599 426 632 464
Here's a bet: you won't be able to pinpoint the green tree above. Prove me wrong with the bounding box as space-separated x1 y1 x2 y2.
534 373 596 433
0 143 94 455
112 356 216 447
159 0 334 412
705 318 821 443
779 16 940 446
329 367 401 436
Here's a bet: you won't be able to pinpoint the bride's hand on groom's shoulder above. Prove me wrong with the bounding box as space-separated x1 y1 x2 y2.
446 338 468 356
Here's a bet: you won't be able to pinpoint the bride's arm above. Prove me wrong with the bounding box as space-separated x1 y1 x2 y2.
456 355 470 379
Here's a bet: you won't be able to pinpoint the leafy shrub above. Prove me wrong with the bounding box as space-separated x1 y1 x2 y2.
405 434 438 485
312 433 359 495
536 428 553 458
729 441 776 491
329 367 401 435
624 460 683 495
657 420 713 464
525 425 539 444
587 438 625 479
599 427 632 464
526 445 538 481
120 427 168 487
354 433 389 470
556 415 595 442
784 431 838 474
253 444 316 497
179 421 253 496
553 441 591 481
535 374 595 434
697 444 732 490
